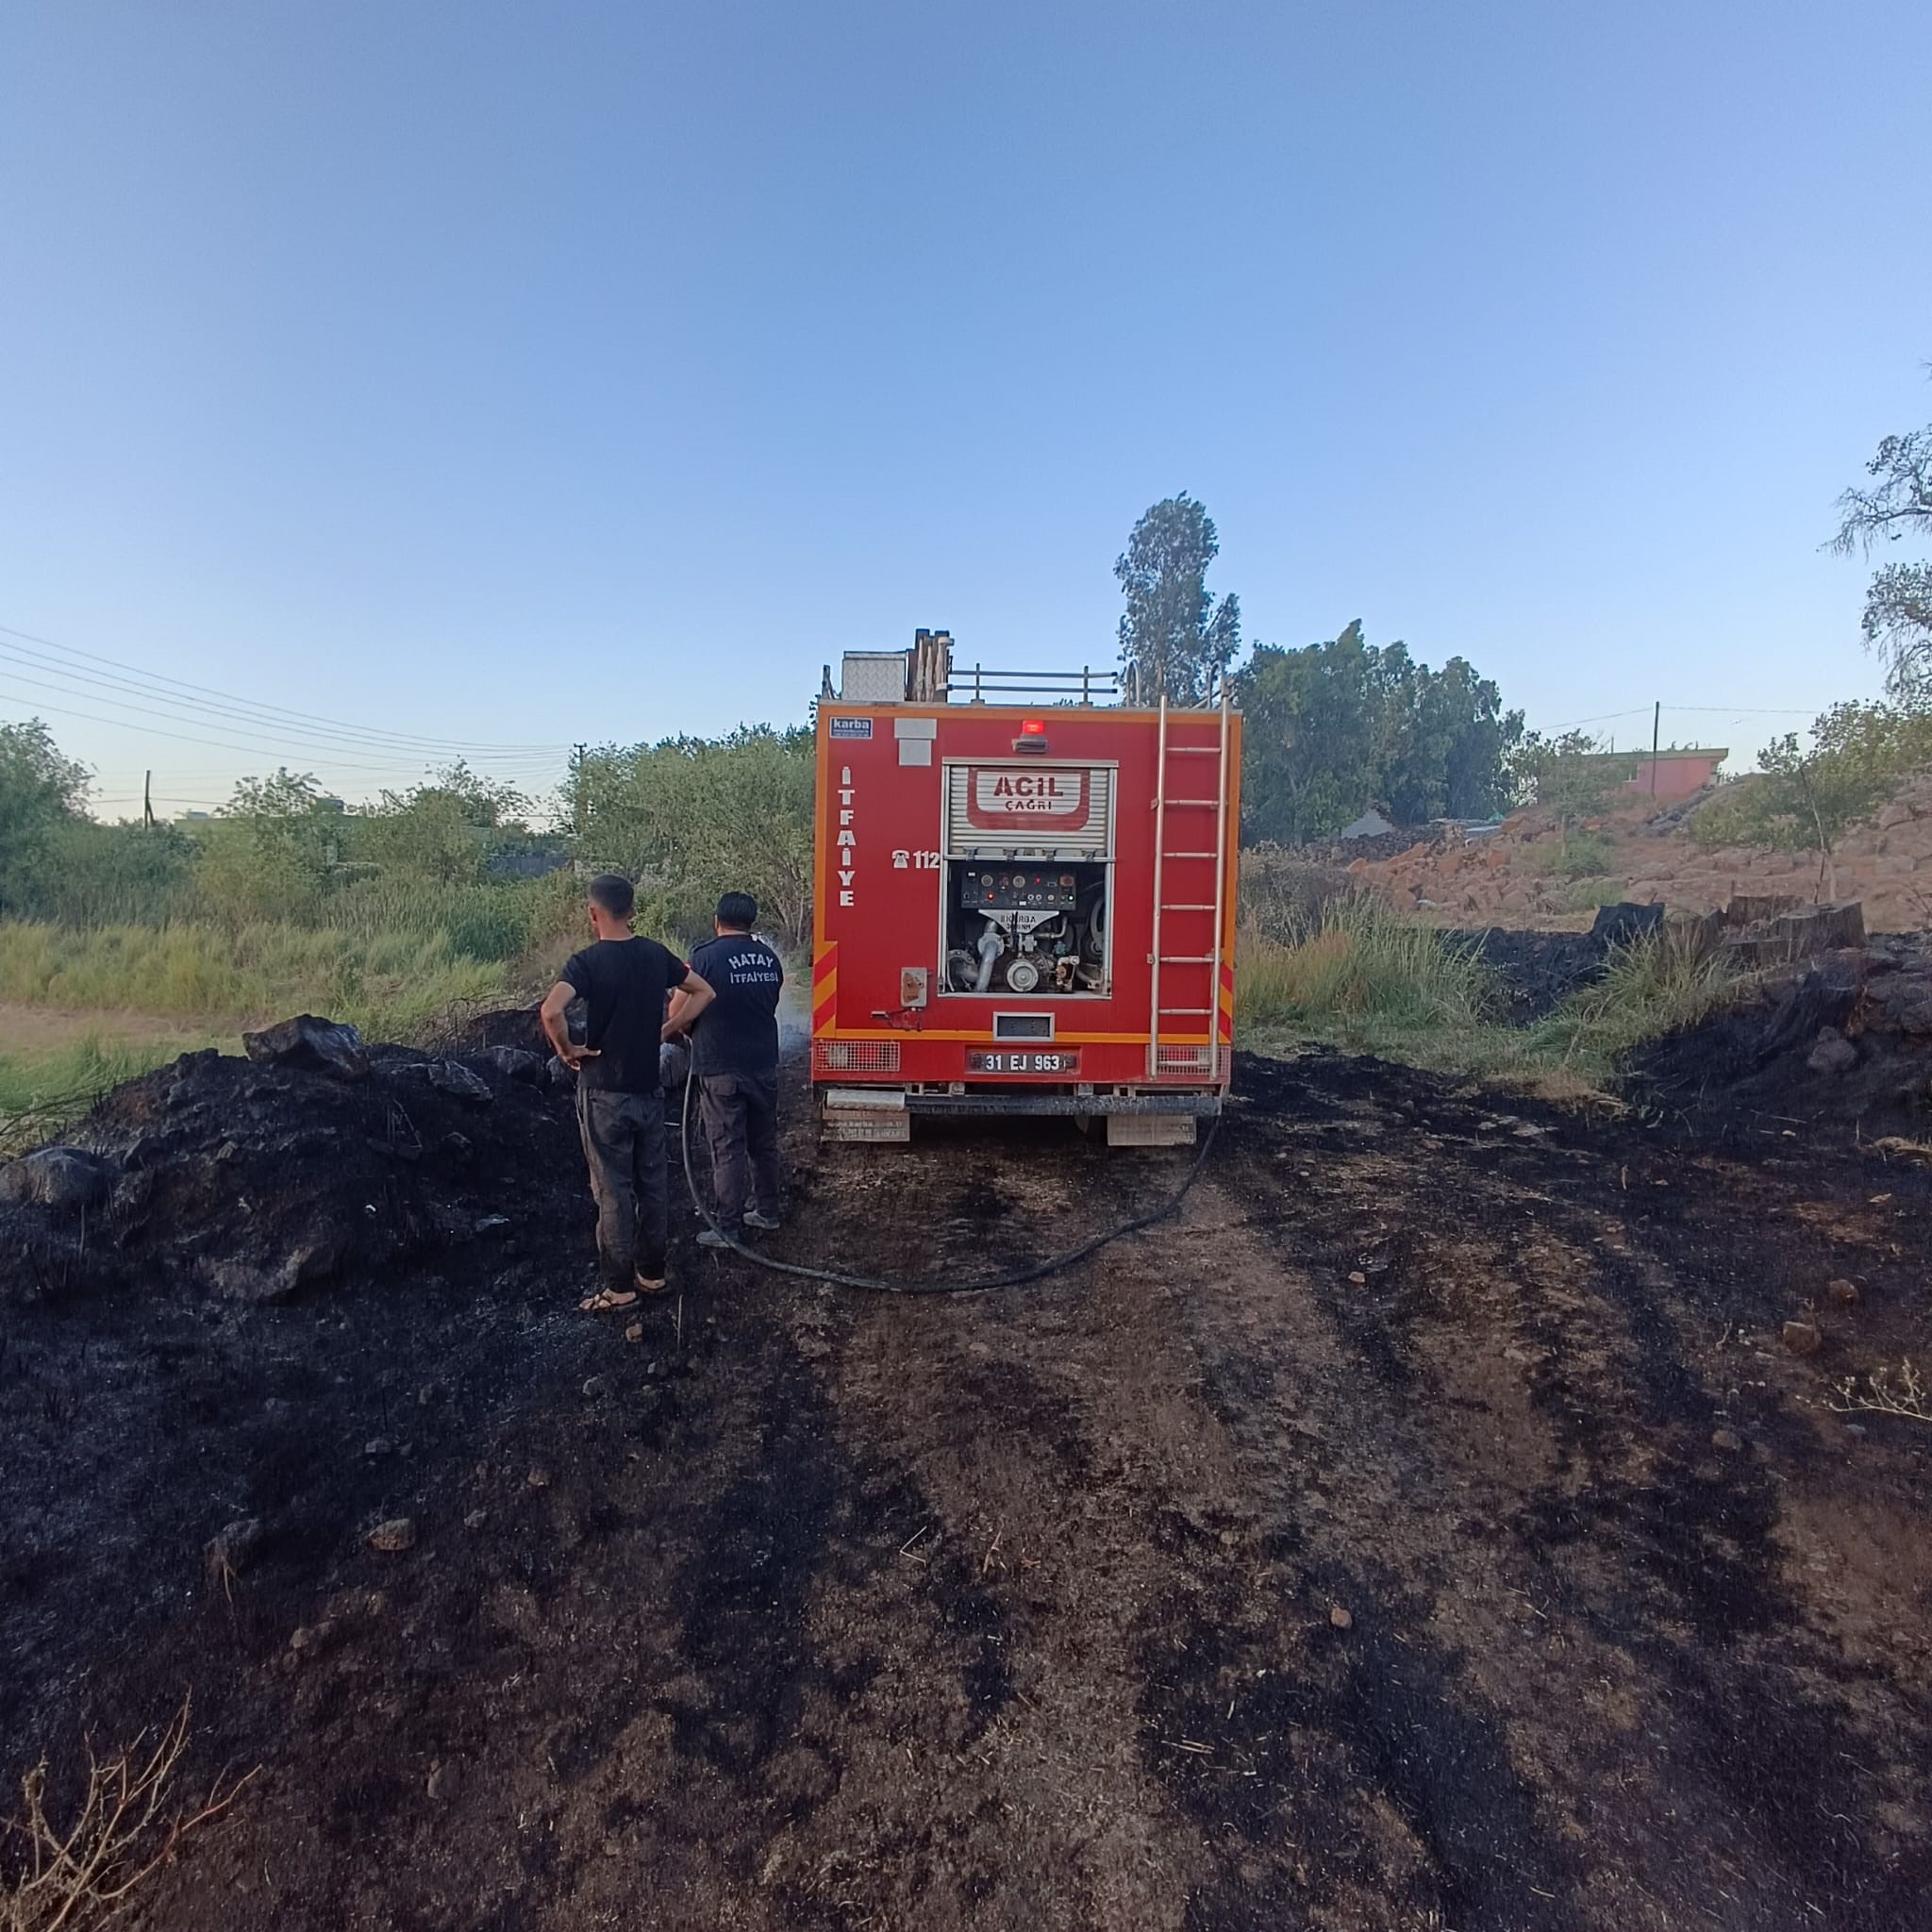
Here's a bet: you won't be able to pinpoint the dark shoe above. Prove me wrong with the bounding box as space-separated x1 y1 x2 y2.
743 1208 781 1231
695 1227 734 1250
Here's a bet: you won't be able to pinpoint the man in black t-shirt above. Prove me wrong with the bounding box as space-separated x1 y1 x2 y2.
668 891 784 1245
540 874 714 1309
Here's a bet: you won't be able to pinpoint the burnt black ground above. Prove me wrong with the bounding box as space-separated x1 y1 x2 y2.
3 1044 1930 1931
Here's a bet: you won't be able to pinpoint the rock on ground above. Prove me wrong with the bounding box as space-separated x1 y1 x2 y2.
242 1015 371 1081
0 1146 110 1210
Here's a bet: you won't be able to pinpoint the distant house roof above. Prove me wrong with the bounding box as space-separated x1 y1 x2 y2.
1338 808 1396 840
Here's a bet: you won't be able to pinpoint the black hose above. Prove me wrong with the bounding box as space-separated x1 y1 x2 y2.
677 1065 1220 1295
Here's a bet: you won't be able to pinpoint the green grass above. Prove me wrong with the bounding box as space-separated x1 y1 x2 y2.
0 919 515 1041
1234 894 1742 1096
0 1029 222 1156
0 914 512 1151
0 883 587 1151
1556 875 1631 913
0 1032 197 1112
1517 829 1617 881
1522 926 1740 1077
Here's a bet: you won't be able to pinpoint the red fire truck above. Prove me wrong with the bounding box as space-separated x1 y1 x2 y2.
809 631 1241 1145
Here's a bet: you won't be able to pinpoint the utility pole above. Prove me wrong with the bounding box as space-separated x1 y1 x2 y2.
570 743 587 863
142 770 155 828
1651 702 1661 796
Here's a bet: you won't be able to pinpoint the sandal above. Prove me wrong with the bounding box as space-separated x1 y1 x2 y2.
579 1286 640 1313
632 1274 670 1296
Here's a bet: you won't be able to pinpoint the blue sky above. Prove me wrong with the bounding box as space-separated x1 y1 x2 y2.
3 1 1927 818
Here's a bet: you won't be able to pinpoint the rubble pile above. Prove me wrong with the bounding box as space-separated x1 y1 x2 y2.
1345 773 1932 929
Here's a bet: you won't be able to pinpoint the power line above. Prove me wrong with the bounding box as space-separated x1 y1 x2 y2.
0 687 570 779
0 622 571 756
0 621 571 753
0 664 565 774
1546 708 1651 729
0 665 573 773
1546 702 1829 731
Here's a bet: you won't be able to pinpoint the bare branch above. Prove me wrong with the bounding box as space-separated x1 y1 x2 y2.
2 1697 257 1932
1829 426 1932 557
1828 1357 1932 1425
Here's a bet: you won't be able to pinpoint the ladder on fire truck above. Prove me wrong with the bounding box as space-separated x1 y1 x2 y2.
1146 688 1233 1084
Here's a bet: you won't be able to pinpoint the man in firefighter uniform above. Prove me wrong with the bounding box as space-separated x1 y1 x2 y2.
668 891 785 1244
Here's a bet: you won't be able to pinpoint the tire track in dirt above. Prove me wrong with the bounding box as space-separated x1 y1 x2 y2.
770 1123 1223 1930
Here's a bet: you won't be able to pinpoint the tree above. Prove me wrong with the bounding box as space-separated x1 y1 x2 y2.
1236 623 1523 843
362 761 533 885
1691 701 1932 898
1502 729 1641 871
199 768 344 917
0 719 90 910
1831 394 1932 708
1115 494 1241 706
1506 730 1640 817
1384 654 1524 824
1238 625 1384 843
575 726 815 945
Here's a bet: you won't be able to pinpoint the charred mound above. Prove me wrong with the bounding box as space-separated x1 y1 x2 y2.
1633 934 1932 1141
1453 902 1665 1022
0 1023 590 1761
1 1031 570 1310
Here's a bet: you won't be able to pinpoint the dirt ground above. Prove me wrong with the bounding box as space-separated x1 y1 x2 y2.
4 1042 1930 1931
0 999 231 1066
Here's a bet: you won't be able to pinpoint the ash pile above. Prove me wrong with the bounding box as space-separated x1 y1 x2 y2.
0 1010 576 1309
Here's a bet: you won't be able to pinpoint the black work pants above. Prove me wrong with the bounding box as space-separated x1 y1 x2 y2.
698 1071 781 1228
576 1086 669 1286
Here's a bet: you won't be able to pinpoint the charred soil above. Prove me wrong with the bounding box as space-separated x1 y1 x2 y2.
2 1040 1929 1931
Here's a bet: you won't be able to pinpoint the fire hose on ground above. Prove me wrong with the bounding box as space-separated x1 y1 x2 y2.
676 1063 1221 1296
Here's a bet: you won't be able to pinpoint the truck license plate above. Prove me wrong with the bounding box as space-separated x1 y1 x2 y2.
968 1049 1080 1075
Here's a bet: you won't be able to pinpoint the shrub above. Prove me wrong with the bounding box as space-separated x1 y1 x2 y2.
1236 898 1745 1096
0 918 519 1041
1238 847 1356 944
0 1698 252 1931
1517 830 1615 881
6 821 200 926
1557 876 1631 912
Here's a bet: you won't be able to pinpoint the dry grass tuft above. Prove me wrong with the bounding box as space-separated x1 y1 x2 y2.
1868 1136 1932 1168
1478 1066 1629 1113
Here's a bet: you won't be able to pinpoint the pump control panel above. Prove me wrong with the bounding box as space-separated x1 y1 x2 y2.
958 868 1079 911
